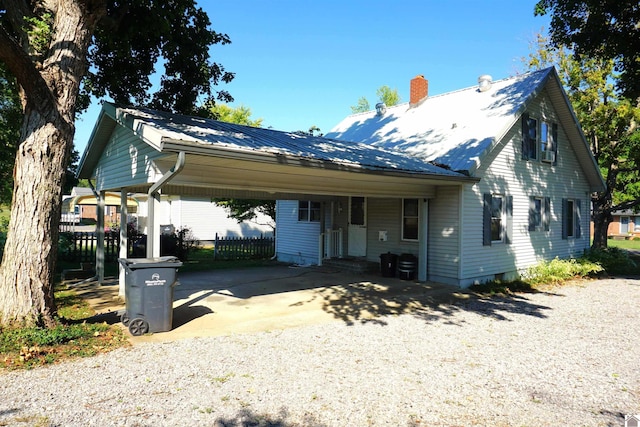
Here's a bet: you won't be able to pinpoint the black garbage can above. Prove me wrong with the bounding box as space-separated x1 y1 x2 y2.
118 256 183 336
380 252 398 277
398 254 418 280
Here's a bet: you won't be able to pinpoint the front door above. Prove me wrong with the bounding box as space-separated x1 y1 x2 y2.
348 196 367 257
621 216 630 234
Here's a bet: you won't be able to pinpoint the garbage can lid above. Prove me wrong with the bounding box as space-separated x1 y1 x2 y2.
118 256 183 269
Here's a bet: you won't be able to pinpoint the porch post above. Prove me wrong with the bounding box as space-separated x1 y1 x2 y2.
119 190 128 296
147 192 162 258
418 199 428 281
96 191 105 284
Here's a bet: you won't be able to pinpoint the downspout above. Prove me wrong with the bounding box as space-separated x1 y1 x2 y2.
146 152 186 258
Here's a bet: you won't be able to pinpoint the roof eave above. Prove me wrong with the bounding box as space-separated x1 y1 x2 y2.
161 138 479 184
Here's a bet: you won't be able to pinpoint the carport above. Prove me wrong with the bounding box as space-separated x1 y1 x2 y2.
77 102 475 295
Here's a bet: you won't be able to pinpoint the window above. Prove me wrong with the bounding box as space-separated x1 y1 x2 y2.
483 193 512 246
522 113 538 160
298 201 321 222
562 198 582 239
402 199 419 240
523 114 558 163
529 196 550 232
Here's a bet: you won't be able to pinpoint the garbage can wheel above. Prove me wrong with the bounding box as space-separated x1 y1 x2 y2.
128 318 149 336
120 313 130 327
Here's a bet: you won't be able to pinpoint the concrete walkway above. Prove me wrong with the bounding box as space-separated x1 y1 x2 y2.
70 264 469 343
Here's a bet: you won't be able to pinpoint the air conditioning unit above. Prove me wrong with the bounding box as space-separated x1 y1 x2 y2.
541 150 556 163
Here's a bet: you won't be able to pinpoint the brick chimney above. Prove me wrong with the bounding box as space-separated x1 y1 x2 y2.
410 75 428 106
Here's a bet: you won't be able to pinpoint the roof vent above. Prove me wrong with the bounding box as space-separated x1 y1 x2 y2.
478 74 493 92
375 102 386 116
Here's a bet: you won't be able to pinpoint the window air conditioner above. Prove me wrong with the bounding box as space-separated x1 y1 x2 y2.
541 150 555 163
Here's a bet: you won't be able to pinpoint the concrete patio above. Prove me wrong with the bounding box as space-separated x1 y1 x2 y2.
69 264 470 343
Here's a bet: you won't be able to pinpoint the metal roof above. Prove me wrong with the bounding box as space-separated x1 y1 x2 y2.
97 103 468 178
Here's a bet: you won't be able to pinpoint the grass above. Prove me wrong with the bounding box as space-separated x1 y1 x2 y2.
607 237 640 250
0 283 130 370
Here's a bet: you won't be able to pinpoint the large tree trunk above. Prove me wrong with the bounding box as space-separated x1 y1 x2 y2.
0 1 105 327
591 197 612 249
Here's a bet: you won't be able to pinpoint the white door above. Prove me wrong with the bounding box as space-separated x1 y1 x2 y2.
348 196 367 257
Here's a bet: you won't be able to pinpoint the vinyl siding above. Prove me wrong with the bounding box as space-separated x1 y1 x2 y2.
427 186 461 284
93 126 162 191
366 198 419 262
460 89 592 286
275 200 321 265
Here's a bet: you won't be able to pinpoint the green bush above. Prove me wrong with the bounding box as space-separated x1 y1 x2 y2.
522 257 604 286
584 247 638 275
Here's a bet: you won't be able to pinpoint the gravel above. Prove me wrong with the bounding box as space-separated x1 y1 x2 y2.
1 278 639 426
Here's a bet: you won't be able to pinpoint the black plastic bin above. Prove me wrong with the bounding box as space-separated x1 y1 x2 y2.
380 252 398 277
118 256 183 336
398 254 418 280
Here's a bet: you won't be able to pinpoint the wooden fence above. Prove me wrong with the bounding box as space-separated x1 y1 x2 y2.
59 232 138 263
214 234 275 260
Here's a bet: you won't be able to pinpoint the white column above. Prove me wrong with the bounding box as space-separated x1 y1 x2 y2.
96 191 105 283
418 198 428 281
119 190 128 296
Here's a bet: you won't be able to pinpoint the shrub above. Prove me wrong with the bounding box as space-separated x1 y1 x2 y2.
0 217 7 259
522 257 604 286
583 247 638 275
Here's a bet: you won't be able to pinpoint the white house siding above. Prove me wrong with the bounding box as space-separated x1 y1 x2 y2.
94 126 161 191
460 91 592 286
427 186 461 285
275 200 321 265
366 198 419 263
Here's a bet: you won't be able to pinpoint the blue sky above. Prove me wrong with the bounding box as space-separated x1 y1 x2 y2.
74 0 550 153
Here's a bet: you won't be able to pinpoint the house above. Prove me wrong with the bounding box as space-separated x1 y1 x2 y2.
77 99 472 290
77 66 603 291
603 210 640 239
275 67 605 286
61 189 274 241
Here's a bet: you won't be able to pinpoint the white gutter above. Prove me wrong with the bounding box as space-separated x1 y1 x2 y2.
146 152 186 258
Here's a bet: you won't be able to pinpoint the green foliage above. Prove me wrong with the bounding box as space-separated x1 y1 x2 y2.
351 96 370 113
86 1 234 114
202 103 263 127
376 85 401 107
22 13 53 58
214 199 275 228
583 247 638 275
522 257 603 285
0 64 20 205
525 33 640 248
534 0 640 99
351 85 401 114
0 216 8 260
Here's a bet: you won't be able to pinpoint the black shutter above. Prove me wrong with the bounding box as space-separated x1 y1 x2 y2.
543 197 551 232
483 193 492 246
561 198 568 239
528 196 536 232
505 195 513 244
575 199 582 238
552 123 558 166
522 113 530 160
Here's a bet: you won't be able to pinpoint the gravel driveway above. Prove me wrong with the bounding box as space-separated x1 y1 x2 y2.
1 277 639 426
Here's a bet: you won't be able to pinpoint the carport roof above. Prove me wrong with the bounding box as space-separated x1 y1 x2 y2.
77 102 473 182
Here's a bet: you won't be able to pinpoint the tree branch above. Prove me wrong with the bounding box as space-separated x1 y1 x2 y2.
0 23 57 116
612 199 640 212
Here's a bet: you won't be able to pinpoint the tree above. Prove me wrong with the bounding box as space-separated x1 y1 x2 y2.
0 1 233 327
535 0 640 99
376 85 401 107
350 86 401 114
0 63 20 205
526 34 640 248
350 96 370 114
203 102 263 127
